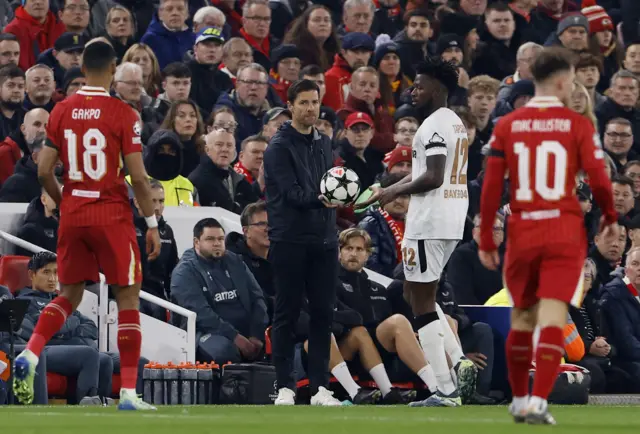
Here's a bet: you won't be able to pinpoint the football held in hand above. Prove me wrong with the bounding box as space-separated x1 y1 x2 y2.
320 167 361 205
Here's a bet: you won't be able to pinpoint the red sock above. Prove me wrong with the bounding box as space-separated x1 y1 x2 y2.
506 329 533 398
26 296 73 357
118 309 142 390
532 326 564 400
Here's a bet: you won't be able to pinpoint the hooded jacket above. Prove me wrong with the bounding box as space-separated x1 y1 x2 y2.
16 195 58 256
393 30 429 80
140 14 196 69
5 6 66 71
0 156 40 203
146 128 201 178
170 248 269 342
263 121 336 245
324 54 355 111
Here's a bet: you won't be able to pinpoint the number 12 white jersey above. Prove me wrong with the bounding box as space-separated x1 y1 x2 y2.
405 107 469 240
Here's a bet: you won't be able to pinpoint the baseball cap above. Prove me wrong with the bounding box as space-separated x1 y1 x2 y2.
557 14 589 36
577 181 592 201
319 106 337 128
436 34 464 56
195 27 225 45
387 146 412 170
54 33 85 53
262 107 291 125
345 112 374 129
342 32 375 52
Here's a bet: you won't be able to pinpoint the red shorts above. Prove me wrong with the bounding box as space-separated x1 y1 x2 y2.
57 223 142 286
503 239 586 309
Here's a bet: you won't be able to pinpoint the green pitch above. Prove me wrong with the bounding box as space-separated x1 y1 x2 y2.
1 405 639 433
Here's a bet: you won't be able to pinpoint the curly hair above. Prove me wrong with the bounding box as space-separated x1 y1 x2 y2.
414 56 459 94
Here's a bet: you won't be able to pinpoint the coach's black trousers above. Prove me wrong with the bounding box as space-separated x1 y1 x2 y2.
270 241 338 395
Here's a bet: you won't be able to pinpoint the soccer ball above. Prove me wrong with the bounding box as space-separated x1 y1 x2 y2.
320 167 361 205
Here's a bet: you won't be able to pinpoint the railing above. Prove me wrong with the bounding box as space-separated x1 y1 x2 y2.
0 229 197 361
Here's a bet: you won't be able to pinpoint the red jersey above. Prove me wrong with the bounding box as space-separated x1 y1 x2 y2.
479 96 617 251
46 86 142 227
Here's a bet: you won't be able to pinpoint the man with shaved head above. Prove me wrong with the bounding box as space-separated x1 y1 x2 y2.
0 108 49 187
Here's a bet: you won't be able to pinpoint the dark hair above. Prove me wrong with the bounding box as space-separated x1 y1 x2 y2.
193 218 224 238
287 79 320 103
300 64 323 78
612 174 634 190
149 179 164 190
403 8 432 25
624 160 640 172
485 1 511 14
161 100 205 154
28 251 57 272
0 64 24 86
0 33 18 43
414 56 459 94
82 41 117 72
380 172 406 188
606 117 632 129
283 5 340 71
240 200 267 227
530 47 575 84
162 62 192 80
575 52 603 74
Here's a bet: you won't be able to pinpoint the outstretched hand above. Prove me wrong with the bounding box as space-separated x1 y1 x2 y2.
353 185 398 209
319 195 339 208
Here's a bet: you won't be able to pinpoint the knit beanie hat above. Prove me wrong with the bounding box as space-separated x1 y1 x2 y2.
373 34 400 67
581 0 614 34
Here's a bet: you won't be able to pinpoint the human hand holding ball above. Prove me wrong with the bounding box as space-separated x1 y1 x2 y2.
319 167 361 207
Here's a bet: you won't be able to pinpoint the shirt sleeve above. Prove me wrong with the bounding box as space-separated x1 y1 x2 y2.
423 130 449 157
119 104 143 156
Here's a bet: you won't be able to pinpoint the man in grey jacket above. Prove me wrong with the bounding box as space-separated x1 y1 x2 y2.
171 218 269 363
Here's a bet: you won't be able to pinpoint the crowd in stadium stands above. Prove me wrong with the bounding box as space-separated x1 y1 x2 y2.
1 0 640 405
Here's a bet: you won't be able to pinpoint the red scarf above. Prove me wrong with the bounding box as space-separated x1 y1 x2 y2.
240 28 270 58
234 161 254 184
623 276 640 302
371 0 402 18
379 208 404 263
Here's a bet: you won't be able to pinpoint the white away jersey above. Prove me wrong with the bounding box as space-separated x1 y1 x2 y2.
405 107 469 240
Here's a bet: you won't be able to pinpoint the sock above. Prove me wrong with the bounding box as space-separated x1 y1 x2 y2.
528 395 548 413
512 396 529 413
437 306 464 366
505 329 534 398
331 362 360 399
418 319 456 395
532 327 564 401
369 363 393 396
118 310 142 391
417 365 438 392
26 296 73 357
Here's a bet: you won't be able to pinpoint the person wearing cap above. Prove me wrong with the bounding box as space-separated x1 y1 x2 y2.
393 10 432 80
581 0 616 92
435 33 470 106
338 66 395 158
4 0 66 71
140 0 196 69
316 106 337 140
470 3 521 81
261 107 292 140
239 0 277 71
550 14 590 52
60 66 85 98
269 45 302 104
529 0 578 45
324 32 375 112
36 32 85 90
492 78 535 121
374 35 412 116
576 181 598 246
188 26 233 120
337 111 383 191
628 214 640 249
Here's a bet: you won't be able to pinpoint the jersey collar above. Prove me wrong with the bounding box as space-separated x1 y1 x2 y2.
77 86 111 97
525 96 564 108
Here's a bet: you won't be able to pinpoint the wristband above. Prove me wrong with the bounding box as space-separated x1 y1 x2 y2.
145 215 158 229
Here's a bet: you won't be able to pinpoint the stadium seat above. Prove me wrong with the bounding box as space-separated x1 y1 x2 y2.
0 255 31 295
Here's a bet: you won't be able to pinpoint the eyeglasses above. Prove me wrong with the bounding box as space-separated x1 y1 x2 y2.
606 131 632 139
212 121 238 132
246 15 271 23
238 79 268 87
248 221 268 228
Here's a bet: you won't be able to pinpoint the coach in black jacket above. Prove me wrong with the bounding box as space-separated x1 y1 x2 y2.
263 79 338 403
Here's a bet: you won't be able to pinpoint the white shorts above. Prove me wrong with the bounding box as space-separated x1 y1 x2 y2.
401 238 458 283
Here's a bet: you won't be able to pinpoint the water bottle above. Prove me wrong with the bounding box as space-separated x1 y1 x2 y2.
163 363 180 405
197 363 213 404
179 363 197 405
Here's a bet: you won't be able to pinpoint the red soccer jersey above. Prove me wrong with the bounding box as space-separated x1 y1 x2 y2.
46 86 142 227
479 96 617 251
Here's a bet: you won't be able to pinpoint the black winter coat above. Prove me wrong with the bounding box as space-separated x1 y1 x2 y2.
0 156 40 203
16 196 58 256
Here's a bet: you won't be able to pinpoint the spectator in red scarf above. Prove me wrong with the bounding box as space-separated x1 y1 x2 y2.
338 0 376 37
269 45 301 104
234 134 268 191
4 0 66 71
240 0 277 71
219 37 254 85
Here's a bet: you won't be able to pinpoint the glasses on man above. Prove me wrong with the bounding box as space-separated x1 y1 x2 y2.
246 15 271 23
212 121 238 133
238 79 268 87
248 221 268 228
606 131 632 140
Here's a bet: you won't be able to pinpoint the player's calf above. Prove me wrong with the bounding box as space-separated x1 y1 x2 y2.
113 284 143 394
506 308 536 422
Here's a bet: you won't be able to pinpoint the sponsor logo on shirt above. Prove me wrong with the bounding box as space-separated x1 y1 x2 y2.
214 289 238 302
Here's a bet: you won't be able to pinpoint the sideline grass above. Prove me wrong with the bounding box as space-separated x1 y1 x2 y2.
2 405 639 434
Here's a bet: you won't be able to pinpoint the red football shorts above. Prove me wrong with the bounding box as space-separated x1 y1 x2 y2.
57 223 142 286
503 238 586 310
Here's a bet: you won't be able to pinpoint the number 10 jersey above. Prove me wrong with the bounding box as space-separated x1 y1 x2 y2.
406 107 469 240
46 86 143 227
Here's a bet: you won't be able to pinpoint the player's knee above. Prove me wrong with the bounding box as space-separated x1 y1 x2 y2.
349 325 369 340
511 308 537 330
537 298 569 328
114 284 141 310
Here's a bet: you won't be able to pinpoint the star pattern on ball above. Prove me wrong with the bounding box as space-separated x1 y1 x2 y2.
320 167 361 205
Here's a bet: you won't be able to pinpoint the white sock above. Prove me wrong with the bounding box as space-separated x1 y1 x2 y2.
437 306 464 366
418 321 456 395
23 349 39 365
417 365 438 392
528 396 547 413
331 362 360 399
121 388 137 396
369 363 393 396
512 395 529 412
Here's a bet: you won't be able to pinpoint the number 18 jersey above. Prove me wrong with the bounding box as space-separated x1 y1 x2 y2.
46 86 142 227
406 107 469 240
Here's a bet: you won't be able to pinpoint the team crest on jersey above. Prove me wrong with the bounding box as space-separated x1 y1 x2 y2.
133 121 142 136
